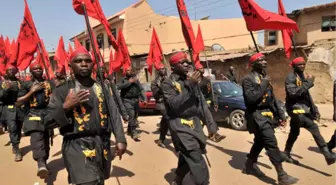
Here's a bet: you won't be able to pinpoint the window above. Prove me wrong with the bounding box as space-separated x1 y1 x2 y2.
108 28 117 46
96 33 104 49
321 16 336 32
268 31 277 45
85 39 90 51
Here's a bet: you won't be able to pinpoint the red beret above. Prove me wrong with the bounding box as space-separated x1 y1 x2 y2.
69 46 91 62
195 61 203 70
6 63 17 70
56 65 65 74
30 60 42 70
169 52 188 65
250 53 265 64
154 62 165 70
290 57 305 67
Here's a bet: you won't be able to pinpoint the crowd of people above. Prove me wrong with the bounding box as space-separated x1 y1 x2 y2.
0 46 334 185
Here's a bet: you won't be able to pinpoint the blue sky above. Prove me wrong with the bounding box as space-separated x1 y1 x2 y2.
0 0 332 51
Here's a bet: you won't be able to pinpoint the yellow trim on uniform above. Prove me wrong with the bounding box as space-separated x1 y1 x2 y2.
293 109 305 114
8 105 14 109
173 82 182 93
206 100 211 105
82 149 96 158
261 111 274 119
29 117 41 121
181 119 194 129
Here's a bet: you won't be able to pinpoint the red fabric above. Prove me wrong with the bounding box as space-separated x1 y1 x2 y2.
176 0 196 52
278 0 296 59
54 36 69 73
6 63 17 70
0 36 7 75
250 53 265 66
154 62 164 70
4 37 11 61
290 57 305 67
9 39 18 66
90 28 101 64
170 52 188 65
238 0 299 32
72 0 118 50
41 39 55 80
69 46 91 62
29 59 41 70
117 29 131 75
194 24 205 54
17 0 40 71
74 38 82 49
147 28 164 74
195 60 203 70
108 50 114 75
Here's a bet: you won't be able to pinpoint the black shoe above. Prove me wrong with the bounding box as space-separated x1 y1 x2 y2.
321 146 336 165
242 159 265 177
282 151 300 165
37 160 49 179
208 133 226 143
131 131 141 140
14 150 22 162
275 164 299 185
157 140 166 148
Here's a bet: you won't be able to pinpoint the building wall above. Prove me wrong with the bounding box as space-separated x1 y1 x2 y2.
264 6 336 47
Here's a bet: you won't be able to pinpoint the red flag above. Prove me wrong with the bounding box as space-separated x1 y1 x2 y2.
9 39 18 67
238 0 299 32
40 39 55 79
0 36 6 75
4 37 11 60
54 36 69 72
278 0 296 59
74 38 82 49
72 0 118 50
176 0 196 51
193 25 205 68
116 29 131 75
108 50 115 74
147 28 164 74
17 0 40 70
68 42 74 55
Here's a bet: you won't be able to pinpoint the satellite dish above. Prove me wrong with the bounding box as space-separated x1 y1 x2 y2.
211 44 225 51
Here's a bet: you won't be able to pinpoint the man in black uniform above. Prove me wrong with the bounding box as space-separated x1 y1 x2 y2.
161 52 219 185
327 80 336 152
118 68 147 140
151 63 169 148
0 64 24 162
226 66 238 84
283 57 335 165
46 47 127 185
242 53 298 185
195 62 225 142
54 66 67 87
16 62 53 179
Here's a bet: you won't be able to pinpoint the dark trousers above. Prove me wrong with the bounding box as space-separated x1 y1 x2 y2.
30 131 50 161
157 103 169 141
328 130 336 150
285 114 327 152
123 99 139 133
77 181 104 185
7 119 23 148
247 124 283 165
176 150 209 185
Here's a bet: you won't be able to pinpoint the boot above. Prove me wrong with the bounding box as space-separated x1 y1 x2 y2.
281 151 300 165
131 130 141 140
14 147 22 162
157 140 166 148
171 175 183 185
242 158 265 177
208 133 226 143
275 163 299 185
37 159 49 179
320 146 336 165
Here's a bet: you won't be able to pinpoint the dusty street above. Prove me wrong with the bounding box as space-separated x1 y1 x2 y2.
0 115 335 185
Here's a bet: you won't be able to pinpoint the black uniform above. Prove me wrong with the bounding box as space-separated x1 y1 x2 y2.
284 72 326 153
328 80 336 151
161 72 217 185
117 77 146 134
109 81 128 122
18 80 53 162
47 80 126 185
0 79 25 150
226 71 238 84
151 75 169 142
242 71 285 165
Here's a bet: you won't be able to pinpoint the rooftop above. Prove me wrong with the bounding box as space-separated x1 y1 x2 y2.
292 2 336 15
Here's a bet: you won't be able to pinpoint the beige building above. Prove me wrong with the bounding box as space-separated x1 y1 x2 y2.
70 0 257 81
264 2 336 47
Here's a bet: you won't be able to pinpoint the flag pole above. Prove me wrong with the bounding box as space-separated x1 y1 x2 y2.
37 42 50 80
81 3 114 132
290 35 299 57
162 54 171 75
188 48 211 168
249 31 259 52
202 50 217 109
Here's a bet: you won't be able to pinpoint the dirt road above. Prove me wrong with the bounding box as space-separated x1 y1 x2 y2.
0 116 335 185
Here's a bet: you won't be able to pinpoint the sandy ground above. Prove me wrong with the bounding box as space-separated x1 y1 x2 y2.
0 115 335 185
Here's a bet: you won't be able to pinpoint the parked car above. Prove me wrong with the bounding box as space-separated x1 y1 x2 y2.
209 81 247 131
139 83 156 112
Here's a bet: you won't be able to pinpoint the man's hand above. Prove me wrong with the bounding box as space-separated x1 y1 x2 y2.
115 143 127 160
262 75 272 86
187 71 202 84
30 82 45 93
279 119 287 127
306 74 315 82
214 104 219 112
63 89 90 111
